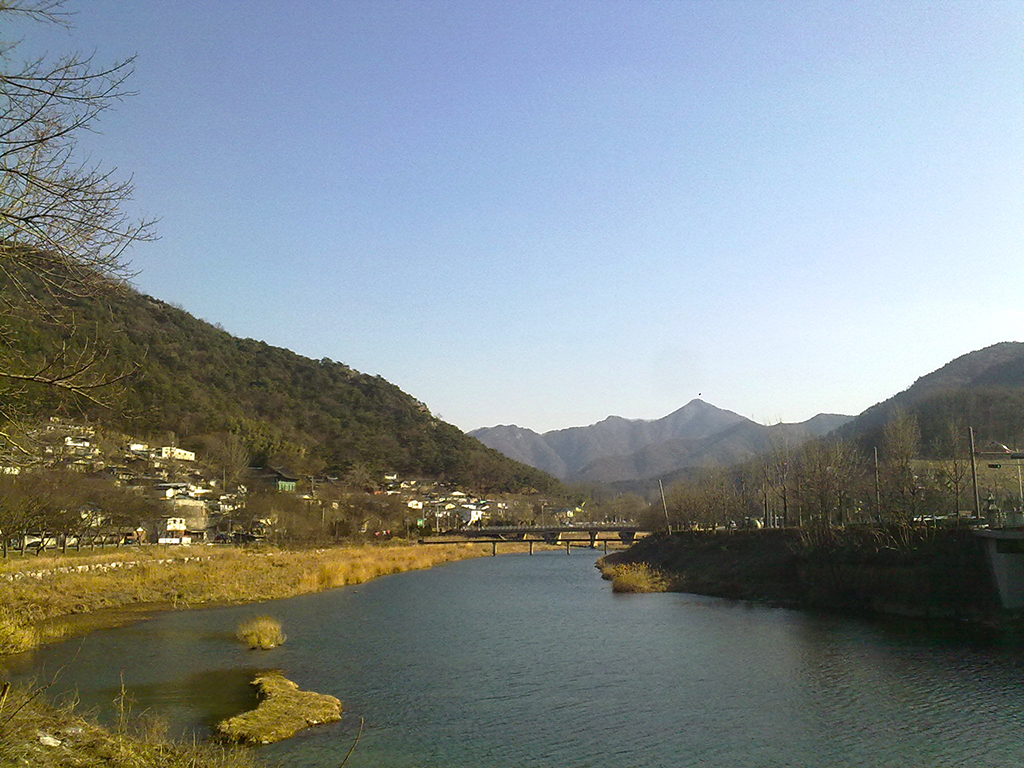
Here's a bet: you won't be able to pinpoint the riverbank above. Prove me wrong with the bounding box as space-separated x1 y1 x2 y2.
0 542 490 655
0 680 260 768
599 527 1010 623
0 541 491 767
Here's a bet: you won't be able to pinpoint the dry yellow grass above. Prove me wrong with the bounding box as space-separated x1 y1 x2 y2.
0 681 259 768
602 562 669 593
0 542 489 655
235 615 285 649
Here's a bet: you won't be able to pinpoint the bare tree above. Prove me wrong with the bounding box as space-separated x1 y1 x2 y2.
794 438 862 529
660 471 744 531
343 461 379 494
207 432 250 491
934 414 970 524
879 408 923 525
763 427 795 528
1 1 155 445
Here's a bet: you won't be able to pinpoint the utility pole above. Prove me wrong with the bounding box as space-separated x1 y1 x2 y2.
873 447 880 521
659 479 672 535
1010 451 1024 512
969 427 981 520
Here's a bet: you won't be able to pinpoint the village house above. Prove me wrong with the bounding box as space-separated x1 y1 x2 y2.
153 496 209 543
153 446 196 462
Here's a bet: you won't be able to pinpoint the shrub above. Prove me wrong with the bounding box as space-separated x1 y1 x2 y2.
608 563 669 593
235 616 285 649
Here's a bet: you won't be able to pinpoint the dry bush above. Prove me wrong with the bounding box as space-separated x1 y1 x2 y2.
0 606 35 654
607 563 669 593
235 616 285 650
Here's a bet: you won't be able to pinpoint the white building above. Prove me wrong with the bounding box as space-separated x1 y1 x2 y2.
154 446 196 462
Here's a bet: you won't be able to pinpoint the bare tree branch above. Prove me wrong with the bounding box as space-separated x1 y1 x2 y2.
0 1 154 445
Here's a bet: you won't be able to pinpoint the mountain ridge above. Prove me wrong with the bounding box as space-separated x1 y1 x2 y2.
474 342 1024 487
835 341 1024 451
471 400 850 484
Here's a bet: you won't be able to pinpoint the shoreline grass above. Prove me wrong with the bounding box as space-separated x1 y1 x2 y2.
0 541 491 655
598 561 669 593
0 681 260 768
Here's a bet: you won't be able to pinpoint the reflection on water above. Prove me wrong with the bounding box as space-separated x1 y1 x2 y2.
8 551 1024 767
105 667 264 735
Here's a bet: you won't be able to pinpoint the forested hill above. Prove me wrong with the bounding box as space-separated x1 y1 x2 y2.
835 341 1024 452
2 271 561 494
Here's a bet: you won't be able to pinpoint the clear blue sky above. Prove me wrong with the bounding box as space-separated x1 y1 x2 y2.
15 1 1024 433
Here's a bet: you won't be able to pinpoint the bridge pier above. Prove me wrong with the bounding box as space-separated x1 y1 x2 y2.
491 541 497 556
529 540 534 555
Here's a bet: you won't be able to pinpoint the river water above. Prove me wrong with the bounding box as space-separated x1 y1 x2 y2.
6 550 1024 767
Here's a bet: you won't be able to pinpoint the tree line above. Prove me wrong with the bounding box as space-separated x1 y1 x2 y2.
0 466 413 556
642 409 1005 533
0 469 160 555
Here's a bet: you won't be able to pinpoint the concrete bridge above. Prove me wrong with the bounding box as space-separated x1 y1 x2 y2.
419 524 647 555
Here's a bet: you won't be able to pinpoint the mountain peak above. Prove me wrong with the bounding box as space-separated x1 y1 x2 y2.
473 400 750 480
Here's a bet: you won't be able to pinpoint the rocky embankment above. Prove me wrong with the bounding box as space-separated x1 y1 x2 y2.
601 527 1005 622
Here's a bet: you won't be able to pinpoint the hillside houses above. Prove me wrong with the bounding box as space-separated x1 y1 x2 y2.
1 416 518 550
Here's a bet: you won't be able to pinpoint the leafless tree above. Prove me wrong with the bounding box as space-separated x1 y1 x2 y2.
794 438 862 529
661 471 744 531
343 461 379 493
206 432 250 491
933 414 970 524
879 407 923 525
763 428 795 527
1 1 155 447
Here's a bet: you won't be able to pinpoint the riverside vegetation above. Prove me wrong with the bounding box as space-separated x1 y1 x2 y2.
0 542 489 655
601 562 669 593
215 673 342 745
599 526 1005 622
0 680 261 768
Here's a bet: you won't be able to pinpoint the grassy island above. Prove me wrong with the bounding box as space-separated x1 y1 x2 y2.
215 673 342 745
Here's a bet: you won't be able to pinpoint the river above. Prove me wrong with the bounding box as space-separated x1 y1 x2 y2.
6 550 1024 767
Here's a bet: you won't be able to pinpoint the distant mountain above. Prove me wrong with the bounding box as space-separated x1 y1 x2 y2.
573 415 851 485
471 400 851 486
473 341 1024 491
466 424 570 479
836 341 1024 451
